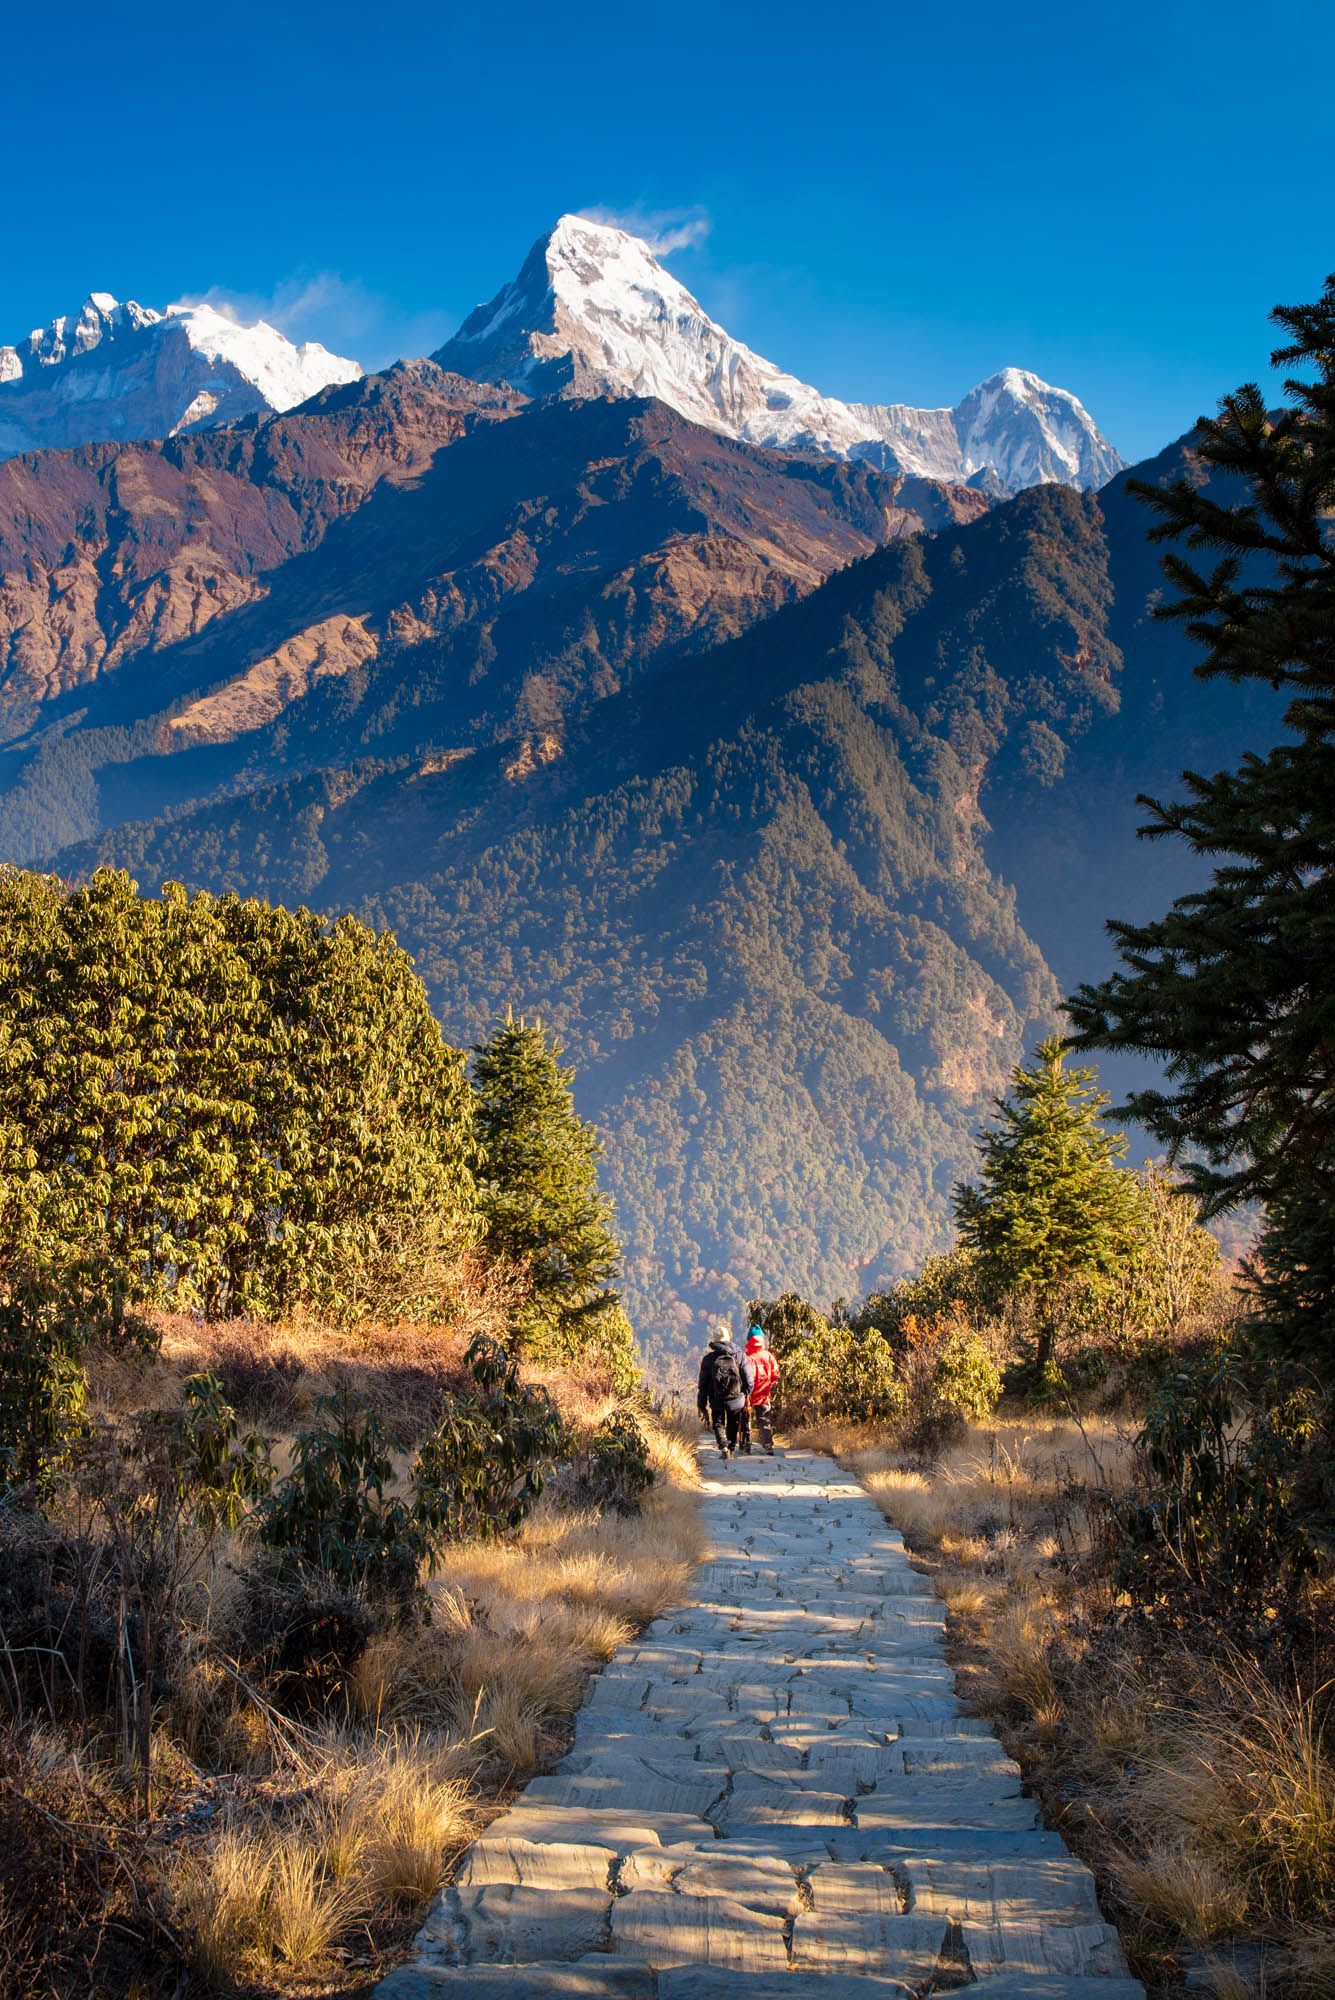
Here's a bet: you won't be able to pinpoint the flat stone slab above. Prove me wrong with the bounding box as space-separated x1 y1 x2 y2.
453 1883 610 1963
455 1839 614 1893
377 1967 656 2000
611 1889 789 1971
659 1970 916 2000
790 1909 957 1983
483 1807 718 1850
381 1447 1143 2000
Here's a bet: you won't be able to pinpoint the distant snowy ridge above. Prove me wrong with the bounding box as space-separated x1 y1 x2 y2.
0 294 360 461
435 216 1123 495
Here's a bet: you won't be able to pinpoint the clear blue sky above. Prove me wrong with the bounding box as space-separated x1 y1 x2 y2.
5 0 1331 465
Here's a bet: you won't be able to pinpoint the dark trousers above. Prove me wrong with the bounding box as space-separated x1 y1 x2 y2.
751 1402 774 1452
705 1402 750 1454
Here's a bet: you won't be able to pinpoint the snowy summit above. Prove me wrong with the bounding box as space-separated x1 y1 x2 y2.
0 294 361 461
435 215 1123 495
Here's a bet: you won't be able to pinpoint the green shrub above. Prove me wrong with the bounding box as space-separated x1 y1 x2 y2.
0 868 479 1323
1107 1345 1322 1623
259 1389 423 1599
172 1372 273 1527
853 1250 987 1342
411 1335 566 1543
932 1326 1002 1421
763 1299 906 1429
576 1410 654 1513
0 1265 155 1496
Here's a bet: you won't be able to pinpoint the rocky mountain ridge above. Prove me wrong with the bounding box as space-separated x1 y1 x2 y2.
435 215 1125 495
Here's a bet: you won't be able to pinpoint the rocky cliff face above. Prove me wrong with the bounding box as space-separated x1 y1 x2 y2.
0 292 361 460
435 215 1125 494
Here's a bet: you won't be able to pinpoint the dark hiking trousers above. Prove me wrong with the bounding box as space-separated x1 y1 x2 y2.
706 1402 749 1455
751 1403 774 1453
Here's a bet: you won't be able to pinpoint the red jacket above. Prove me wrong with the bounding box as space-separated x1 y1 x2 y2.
746 1336 780 1405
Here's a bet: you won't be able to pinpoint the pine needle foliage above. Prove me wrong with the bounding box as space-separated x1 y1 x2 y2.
470 1015 626 1368
1066 275 1335 1373
953 1037 1141 1370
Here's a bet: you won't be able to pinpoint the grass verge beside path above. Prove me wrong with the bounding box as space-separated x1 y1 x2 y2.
3 1319 704 2000
790 1416 1335 2000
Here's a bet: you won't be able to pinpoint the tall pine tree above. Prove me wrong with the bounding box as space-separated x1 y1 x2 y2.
1067 276 1335 1376
953 1038 1140 1371
470 1013 625 1368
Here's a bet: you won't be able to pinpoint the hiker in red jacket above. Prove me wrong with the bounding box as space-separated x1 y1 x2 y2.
745 1325 780 1455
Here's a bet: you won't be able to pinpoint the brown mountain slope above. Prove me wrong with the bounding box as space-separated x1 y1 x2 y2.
0 372 986 858
0 366 523 730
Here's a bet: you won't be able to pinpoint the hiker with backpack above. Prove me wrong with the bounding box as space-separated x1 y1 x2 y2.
745 1324 781 1455
697 1323 753 1459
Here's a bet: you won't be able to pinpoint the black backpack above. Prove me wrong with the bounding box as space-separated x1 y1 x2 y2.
709 1346 743 1401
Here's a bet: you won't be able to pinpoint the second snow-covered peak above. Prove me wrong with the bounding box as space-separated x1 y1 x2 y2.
436 215 1123 495
0 293 361 461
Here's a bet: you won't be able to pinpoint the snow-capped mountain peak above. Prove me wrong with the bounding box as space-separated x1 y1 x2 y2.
436 216 1123 495
0 293 360 461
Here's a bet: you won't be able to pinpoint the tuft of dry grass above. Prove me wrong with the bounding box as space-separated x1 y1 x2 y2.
265 1838 363 1967
172 1828 272 1985
171 1727 477 1982
1129 1664 1335 1922
1112 1839 1248 1944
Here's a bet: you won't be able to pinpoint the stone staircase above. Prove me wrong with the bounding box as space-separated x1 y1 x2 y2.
379 1446 1143 1999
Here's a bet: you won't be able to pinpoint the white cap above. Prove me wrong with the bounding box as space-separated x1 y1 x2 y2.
711 1321 733 1343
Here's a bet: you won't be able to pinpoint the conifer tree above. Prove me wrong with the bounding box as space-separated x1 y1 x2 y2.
1066 276 1335 1373
953 1038 1140 1371
470 1014 624 1362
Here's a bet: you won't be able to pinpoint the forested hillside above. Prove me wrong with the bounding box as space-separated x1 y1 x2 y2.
63 446 1285 1372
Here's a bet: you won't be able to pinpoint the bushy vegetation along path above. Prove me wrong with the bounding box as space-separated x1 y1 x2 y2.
379 1449 1142 1998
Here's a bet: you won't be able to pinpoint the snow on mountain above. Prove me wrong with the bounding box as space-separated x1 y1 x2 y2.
435 216 1123 495
0 294 361 461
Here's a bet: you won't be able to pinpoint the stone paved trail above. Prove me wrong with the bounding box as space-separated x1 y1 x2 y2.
379 1448 1144 2000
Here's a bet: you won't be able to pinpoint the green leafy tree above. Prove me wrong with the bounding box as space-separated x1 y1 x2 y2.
471 1014 624 1363
0 1262 155 1494
1097 1166 1222 1345
953 1038 1141 1372
259 1388 423 1597
751 1292 906 1428
0 869 478 1321
852 1249 987 1344
1067 277 1335 1375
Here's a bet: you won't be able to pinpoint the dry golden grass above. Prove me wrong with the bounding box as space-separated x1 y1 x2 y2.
347 1412 704 1780
1130 1664 1335 1922
1112 1839 1248 1944
173 1828 273 1985
170 1724 477 1981
47 1315 705 1997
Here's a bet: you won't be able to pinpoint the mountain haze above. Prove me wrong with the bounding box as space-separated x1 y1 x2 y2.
49 436 1282 1370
